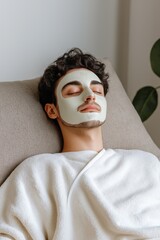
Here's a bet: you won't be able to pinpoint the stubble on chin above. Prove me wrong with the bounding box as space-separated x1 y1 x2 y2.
61 119 105 128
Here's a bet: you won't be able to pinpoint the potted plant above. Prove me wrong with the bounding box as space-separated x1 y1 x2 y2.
132 39 160 122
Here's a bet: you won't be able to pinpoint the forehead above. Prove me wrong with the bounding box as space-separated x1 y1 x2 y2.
57 68 101 90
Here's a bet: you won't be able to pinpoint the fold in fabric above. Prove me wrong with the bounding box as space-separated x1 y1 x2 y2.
0 149 160 240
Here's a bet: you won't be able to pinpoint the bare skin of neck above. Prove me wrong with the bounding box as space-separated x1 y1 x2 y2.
58 121 103 152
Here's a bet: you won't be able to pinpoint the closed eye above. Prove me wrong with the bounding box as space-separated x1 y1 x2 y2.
62 86 82 97
67 91 81 96
92 87 104 96
93 90 103 94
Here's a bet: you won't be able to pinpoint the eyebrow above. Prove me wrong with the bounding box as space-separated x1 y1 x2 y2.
62 80 102 91
62 81 81 90
90 80 103 85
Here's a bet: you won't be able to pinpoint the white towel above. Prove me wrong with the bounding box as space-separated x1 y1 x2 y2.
0 149 160 240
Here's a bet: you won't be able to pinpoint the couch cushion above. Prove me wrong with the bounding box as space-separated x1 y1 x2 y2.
0 59 159 184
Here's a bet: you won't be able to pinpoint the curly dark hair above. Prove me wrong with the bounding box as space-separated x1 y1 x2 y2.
38 48 109 109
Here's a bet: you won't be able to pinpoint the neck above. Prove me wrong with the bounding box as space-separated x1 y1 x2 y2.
60 125 103 152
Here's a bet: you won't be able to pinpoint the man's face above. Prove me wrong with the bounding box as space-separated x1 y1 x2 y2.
55 68 107 127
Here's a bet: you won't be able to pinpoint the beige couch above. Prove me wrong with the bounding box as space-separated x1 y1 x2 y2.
0 59 159 185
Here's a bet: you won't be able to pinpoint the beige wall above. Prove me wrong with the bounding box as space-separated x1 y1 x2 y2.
128 0 160 147
97 0 160 148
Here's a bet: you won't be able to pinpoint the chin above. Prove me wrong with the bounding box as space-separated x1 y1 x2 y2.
62 120 105 128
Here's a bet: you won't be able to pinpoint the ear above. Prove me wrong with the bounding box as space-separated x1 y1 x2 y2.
44 103 59 119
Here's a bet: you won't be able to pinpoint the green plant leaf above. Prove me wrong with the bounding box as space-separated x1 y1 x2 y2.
132 86 158 122
150 39 160 77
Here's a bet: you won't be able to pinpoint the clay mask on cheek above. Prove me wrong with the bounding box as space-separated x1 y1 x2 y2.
56 69 107 126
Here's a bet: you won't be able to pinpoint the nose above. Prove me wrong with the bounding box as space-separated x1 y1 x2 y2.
83 87 95 102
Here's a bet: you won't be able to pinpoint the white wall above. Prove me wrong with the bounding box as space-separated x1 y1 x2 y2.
0 0 120 81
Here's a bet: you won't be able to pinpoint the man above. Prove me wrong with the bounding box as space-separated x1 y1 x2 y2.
0 48 160 240
38 48 109 153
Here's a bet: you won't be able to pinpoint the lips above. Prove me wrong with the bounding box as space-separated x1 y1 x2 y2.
77 103 101 113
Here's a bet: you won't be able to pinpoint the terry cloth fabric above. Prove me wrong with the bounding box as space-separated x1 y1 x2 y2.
0 149 160 240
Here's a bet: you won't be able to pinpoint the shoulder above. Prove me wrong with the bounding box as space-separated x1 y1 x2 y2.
103 148 160 178
17 152 62 168
104 148 159 166
5 152 67 183
113 148 157 157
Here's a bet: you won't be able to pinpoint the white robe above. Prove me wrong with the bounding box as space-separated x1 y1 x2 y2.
0 149 160 240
